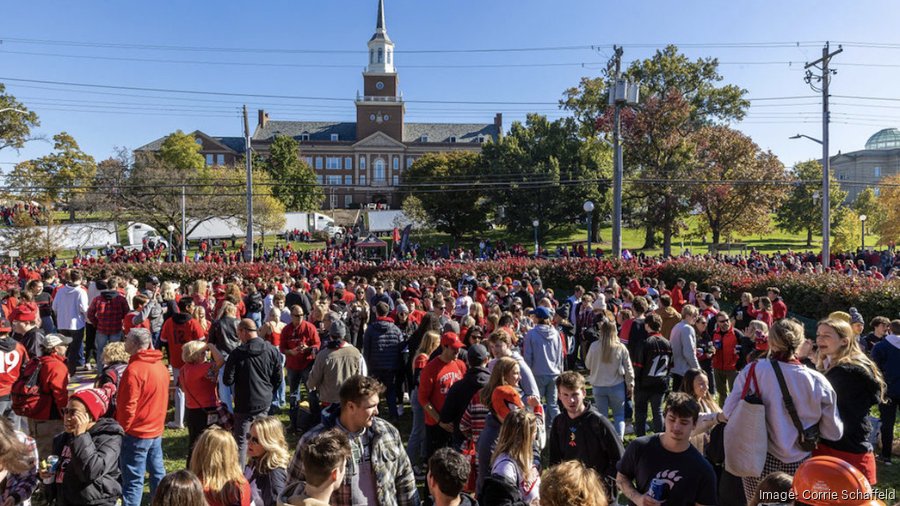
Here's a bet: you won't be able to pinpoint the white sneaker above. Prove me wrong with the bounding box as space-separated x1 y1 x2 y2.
166 422 183 430
624 422 634 435
403 392 410 404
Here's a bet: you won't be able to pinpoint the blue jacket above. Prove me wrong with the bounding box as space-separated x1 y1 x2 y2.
523 324 563 377
363 317 404 372
872 334 900 398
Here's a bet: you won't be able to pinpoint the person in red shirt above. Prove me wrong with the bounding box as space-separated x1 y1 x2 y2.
160 298 206 430
179 340 225 467
280 305 319 431
118 328 169 505
710 311 746 403
418 332 467 461
670 278 687 313
0 321 27 430
30 333 71 458
767 287 788 321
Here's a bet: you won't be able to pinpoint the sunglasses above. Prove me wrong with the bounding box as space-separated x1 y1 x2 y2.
249 435 260 444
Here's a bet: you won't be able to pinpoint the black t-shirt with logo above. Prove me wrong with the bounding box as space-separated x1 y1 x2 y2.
617 434 717 506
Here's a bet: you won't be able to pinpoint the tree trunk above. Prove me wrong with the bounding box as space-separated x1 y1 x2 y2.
68 206 75 222
663 221 673 258
643 225 657 249
806 227 813 247
712 227 721 245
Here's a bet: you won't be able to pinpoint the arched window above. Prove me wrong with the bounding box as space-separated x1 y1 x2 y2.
374 158 386 182
370 49 374 64
377 48 383 63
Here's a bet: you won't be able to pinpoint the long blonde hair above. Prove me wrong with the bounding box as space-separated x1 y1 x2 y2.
815 318 886 402
249 416 291 473
0 418 34 475
189 427 246 506
597 320 623 364
491 410 537 483
482 356 519 407
416 331 440 358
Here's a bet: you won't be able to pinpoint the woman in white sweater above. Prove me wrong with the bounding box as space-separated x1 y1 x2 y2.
585 319 634 440
721 318 843 502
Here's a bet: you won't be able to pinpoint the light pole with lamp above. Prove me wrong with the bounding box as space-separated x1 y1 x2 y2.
789 133 830 268
583 200 594 257
166 225 175 262
533 219 540 258
860 214 867 251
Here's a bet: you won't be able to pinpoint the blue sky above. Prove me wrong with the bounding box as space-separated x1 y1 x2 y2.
2 0 900 171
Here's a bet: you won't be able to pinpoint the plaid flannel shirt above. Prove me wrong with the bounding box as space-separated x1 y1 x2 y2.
87 293 130 335
281 414 420 506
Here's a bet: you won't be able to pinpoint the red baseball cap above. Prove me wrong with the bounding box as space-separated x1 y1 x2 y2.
9 303 37 322
440 332 464 349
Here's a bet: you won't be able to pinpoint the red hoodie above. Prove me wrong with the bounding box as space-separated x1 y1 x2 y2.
34 353 69 420
161 313 206 369
117 349 169 438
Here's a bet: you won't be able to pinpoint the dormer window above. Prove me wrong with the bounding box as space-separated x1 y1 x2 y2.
331 133 339 142
476 136 485 143
420 135 428 143
448 136 457 143
378 48 383 63
299 133 310 141
195 138 203 146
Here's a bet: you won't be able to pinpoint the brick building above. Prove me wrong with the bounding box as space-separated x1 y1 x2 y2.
136 0 501 209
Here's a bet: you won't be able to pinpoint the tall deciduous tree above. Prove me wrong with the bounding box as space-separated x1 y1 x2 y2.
874 173 900 246
157 130 205 172
852 187 884 233
480 114 610 240
691 125 788 244
0 84 40 153
401 151 488 241
262 135 323 211
9 132 97 221
775 160 847 247
563 45 750 254
234 169 286 241
832 207 863 253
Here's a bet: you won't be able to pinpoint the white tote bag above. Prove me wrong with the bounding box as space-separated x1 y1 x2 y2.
724 362 769 477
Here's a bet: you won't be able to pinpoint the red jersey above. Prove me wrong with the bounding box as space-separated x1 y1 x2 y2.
0 339 28 397
418 356 467 426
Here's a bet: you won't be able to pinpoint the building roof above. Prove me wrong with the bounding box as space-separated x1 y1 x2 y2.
865 128 900 150
254 121 358 142
253 120 499 144
134 133 245 153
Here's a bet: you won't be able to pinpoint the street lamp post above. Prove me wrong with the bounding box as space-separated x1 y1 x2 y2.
583 200 594 257
860 214 867 251
533 219 540 258
790 133 830 268
166 225 175 262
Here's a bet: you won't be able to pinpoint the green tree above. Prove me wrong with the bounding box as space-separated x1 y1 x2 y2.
691 125 788 244
563 45 750 254
262 135 323 211
873 173 900 246
9 132 97 221
775 160 847 247
832 207 862 253
0 83 40 153
401 152 488 241
157 130 205 171
852 187 884 233
480 114 611 241
234 169 287 241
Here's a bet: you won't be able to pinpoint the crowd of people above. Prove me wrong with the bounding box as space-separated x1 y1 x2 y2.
0 261 897 505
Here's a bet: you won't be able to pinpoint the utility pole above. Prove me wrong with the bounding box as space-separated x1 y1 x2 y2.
608 46 638 259
805 42 842 270
181 185 186 263
611 46 624 260
243 105 254 262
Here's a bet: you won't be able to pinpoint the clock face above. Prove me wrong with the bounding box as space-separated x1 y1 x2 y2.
383 114 390 121
376 81 385 90
370 114 376 121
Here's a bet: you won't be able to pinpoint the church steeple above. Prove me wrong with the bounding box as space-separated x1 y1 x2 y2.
367 0 395 74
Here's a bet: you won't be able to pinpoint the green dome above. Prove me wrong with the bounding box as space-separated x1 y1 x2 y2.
865 128 900 150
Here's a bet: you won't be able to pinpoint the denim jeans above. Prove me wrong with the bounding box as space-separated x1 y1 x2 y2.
287 368 305 430
406 387 426 465
272 352 286 411
171 367 185 427
593 382 627 439
535 374 560 425
248 312 262 329
95 331 122 371
634 389 664 436
60 328 85 374
0 397 25 433
373 369 400 419
120 434 165 506
233 410 265 467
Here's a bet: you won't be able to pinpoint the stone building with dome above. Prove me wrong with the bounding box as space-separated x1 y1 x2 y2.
136 0 502 210
831 128 900 202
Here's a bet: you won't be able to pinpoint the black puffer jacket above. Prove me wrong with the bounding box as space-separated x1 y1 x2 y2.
210 316 241 355
51 417 123 506
223 337 282 414
363 318 404 372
